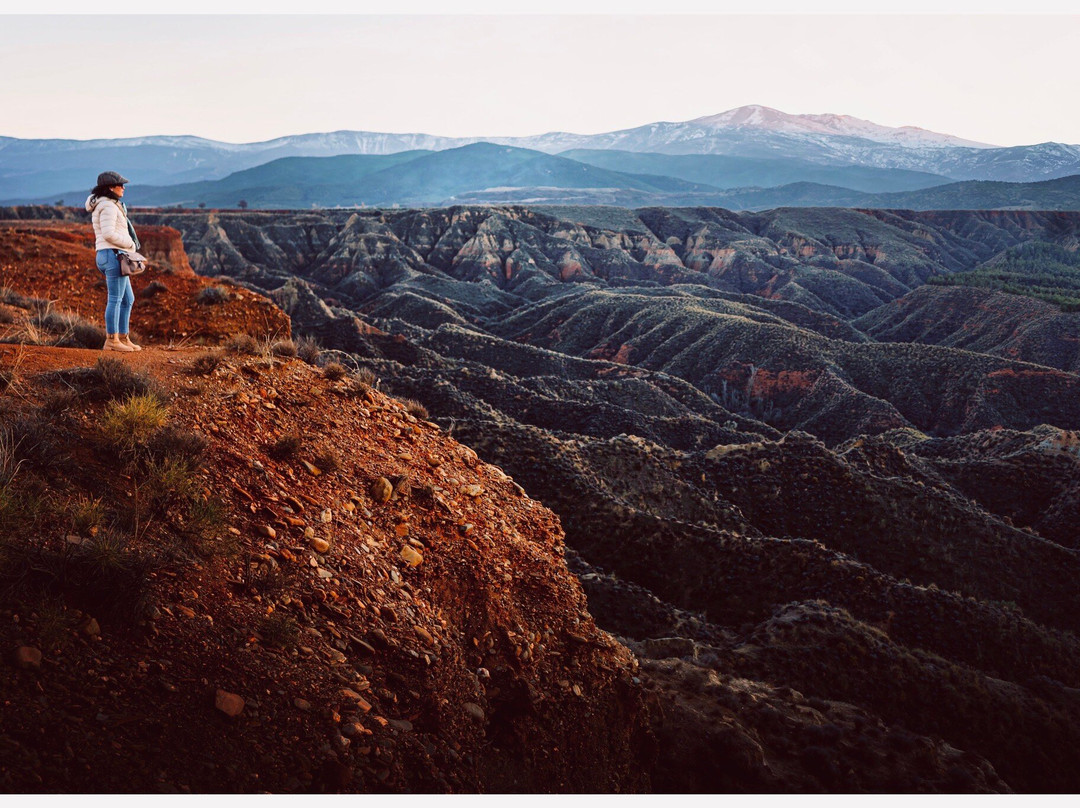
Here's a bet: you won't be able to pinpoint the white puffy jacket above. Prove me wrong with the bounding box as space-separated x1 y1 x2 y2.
85 194 137 252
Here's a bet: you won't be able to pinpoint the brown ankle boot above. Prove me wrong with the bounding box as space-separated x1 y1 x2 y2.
120 334 142 351
103 334 135 352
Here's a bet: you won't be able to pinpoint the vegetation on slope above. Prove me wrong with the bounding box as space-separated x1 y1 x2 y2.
927 240 1080 310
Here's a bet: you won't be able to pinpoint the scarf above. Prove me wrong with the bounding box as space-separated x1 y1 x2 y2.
121 201 141 251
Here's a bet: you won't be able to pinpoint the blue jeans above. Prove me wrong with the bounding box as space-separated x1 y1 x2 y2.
96 249 133 335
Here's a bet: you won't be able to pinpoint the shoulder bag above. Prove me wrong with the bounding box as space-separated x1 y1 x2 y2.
117 250 149 276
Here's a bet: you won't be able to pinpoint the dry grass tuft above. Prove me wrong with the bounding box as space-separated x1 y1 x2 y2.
190 351 224 376
258 611 299 649
270 339 297 358
139 280 168 299
314 447 342 473
400 398 429 420
268 432 304 460
322 362 348 381
195 286 230 305
224 333 259 355
48 357 163 402
296 335 321 364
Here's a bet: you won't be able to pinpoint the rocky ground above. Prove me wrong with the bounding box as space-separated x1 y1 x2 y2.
0 342 652 793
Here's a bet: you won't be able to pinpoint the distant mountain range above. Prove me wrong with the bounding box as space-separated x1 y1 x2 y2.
4 105 1080 210
24 144 1080 213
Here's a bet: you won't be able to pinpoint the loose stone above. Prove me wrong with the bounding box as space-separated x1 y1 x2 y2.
464 702 485 722
215 689 245 717
340 689 372 713
400 546 423 567
371 477 393 503
13 646 42 669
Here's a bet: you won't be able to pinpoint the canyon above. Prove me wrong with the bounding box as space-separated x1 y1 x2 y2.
2 203 1079 792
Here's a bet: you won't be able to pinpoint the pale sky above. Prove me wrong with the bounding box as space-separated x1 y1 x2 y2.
3 3 1079 146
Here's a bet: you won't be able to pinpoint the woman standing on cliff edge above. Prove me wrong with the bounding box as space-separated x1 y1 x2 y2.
85 171 141 352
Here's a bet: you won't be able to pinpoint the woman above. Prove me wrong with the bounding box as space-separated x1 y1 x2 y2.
85 171 141 351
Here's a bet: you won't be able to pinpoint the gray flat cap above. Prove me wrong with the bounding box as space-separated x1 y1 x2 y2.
96 171 130 187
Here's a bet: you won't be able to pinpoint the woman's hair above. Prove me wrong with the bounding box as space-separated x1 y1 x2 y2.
91 184 121 199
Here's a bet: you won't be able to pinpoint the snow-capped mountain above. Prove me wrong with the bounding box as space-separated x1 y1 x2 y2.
688 105 995 149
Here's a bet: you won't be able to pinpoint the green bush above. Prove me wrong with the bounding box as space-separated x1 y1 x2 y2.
100 393 169 453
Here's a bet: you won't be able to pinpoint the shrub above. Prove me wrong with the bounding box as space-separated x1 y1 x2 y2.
322 362 348 381
296 335 322 364
179 496 234 558
190 351 224 376
2 415 69 474
258 611 299 649
270 339 297 358
345 378 370 398
20 309 105 349
0 318 46 346
0 423 23 489
0 485 48 538
341 366 378 398
0 350 25 393
0 529 161 620
195 286 230 305
71 496 105 537
139 456 202 514
224 333 259 355
58 322 106 349
400 398 429 420
0 287 46 309
49 356 163 402
145 425 209 466
29 309 76 334
100 393 169 453
268 432 304 460
59 531 162 618
139 280 168 299
314 447 342 473
32 598 77 652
